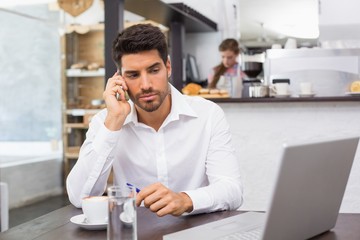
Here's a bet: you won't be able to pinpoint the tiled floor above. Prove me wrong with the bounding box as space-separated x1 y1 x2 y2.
9 194 70 228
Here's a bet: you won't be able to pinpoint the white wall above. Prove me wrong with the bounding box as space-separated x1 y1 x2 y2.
184 33 222 81
219 101 360 213
319 0 360 42
319 0 360 26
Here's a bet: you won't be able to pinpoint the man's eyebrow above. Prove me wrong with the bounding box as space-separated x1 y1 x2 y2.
147 62 162 70
123 69 138 75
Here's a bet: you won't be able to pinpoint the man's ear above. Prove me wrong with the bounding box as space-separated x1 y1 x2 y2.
166 56 172 78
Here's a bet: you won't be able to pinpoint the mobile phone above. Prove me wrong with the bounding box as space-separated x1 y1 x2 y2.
116 90 129 101
115 69 130 101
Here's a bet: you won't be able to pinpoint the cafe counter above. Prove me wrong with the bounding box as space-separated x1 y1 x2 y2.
213 97 360 213
207 95 360 103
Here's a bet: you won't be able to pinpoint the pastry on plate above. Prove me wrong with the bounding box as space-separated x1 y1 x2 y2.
182 83 202 95
209 88 220 94
70 61 87 69
219 89 228 95
350 81 360 92
199 88 210 94
87 62 100 71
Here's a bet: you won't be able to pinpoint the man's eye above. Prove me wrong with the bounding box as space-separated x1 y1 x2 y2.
150 68 160 74
126 73 138 79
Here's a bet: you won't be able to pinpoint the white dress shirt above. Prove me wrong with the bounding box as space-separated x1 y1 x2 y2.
66 85 243 214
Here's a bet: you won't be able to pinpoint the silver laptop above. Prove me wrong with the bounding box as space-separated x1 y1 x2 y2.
163 136 359 240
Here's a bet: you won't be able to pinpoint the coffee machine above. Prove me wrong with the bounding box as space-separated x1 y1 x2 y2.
241 61 263 98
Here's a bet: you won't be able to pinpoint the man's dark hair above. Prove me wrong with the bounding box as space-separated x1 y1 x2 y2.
112 24 168 69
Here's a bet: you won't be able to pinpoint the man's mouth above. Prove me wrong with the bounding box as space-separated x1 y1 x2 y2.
139 93 157 101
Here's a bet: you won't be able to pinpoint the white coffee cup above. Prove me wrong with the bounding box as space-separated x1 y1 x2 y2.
284 38 297 49
300 82 313 94
271 44 282 49
271 83 289 96
82 196 108 224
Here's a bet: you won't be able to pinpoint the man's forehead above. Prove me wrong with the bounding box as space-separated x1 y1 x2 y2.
121 50 161 61
120 51 164 73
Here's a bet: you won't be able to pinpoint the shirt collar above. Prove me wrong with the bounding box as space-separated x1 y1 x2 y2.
123 84 198 127
167 84 198 121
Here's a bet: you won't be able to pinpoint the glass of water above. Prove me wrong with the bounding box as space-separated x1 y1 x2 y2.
107 185 137 240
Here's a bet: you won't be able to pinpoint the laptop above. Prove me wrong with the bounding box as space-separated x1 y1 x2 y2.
163 136 359 240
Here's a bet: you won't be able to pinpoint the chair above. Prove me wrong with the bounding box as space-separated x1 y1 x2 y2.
0 182 9 232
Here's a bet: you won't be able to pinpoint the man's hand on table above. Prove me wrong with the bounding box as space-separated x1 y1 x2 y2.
135 182 193 217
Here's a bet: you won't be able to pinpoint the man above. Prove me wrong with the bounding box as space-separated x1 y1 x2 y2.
66 24 243 217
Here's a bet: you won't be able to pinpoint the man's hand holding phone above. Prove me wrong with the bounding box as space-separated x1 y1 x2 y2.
103 71 131 131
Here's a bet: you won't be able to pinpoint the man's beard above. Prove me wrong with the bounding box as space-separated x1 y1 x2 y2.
130 86 170 112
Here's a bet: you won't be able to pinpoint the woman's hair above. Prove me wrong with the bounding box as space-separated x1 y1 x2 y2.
112 24 168 69
209 38 240 88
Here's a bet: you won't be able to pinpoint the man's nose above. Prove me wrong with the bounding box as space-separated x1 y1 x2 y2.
140 74 151 89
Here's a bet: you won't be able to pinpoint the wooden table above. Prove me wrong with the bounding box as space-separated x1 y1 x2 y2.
1 205 360 240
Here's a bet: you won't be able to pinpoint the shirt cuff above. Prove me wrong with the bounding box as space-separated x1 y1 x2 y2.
183 189 214 215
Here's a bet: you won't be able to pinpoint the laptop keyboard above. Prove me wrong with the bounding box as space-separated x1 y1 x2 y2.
217 227 262 240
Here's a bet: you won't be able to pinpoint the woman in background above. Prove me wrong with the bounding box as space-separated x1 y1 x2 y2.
208 38 246 89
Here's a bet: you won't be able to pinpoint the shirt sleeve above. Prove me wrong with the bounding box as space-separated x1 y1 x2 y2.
66 110 120 208
183 104 243 214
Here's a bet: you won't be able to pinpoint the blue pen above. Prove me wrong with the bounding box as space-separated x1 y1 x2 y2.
126 182 141 193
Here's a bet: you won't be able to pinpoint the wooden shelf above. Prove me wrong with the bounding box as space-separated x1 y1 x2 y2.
65 23 104 34
65 123 89 129
66 109 101 116
66 68 105 77
62 22 106 189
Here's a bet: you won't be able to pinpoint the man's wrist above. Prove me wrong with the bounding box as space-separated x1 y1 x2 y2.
180 192 194 213
104 114 126 131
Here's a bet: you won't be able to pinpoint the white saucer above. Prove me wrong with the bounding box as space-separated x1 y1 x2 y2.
274 93 291 98
299 92 316 98
120 212 134 227
345 92 360 96
70 214 107 230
